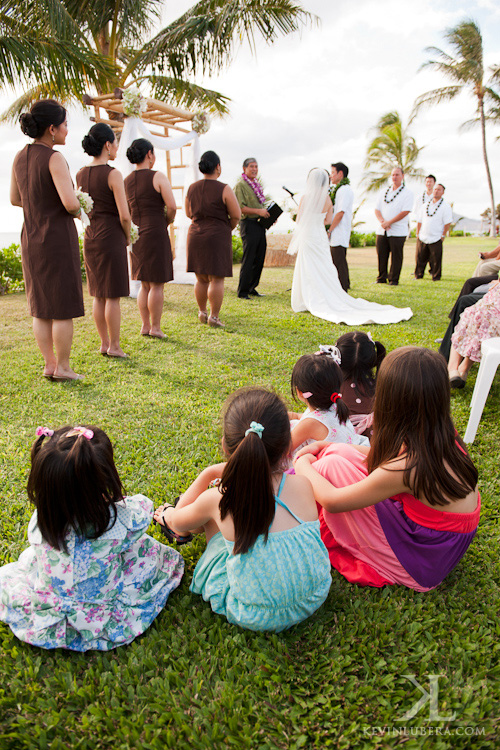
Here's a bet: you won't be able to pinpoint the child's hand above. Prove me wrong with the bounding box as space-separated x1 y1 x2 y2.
294 453 317 472
294 440 330 460
206 463 226 482
288 410 300 421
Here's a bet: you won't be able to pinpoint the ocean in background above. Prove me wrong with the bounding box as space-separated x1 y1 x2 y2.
0 232 21 248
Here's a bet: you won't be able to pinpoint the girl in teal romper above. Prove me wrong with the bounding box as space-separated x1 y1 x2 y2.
154 388 332 632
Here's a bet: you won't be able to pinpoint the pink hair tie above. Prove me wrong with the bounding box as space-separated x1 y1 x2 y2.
330 392 342 403
35 426 54 438
67 426 94 440
302 391 313 399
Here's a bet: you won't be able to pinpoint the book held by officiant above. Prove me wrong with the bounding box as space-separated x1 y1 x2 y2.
258 202 283 229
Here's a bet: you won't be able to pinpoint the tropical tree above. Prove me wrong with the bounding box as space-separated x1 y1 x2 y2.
0 0 314 120
362 111 423 193
411 19 497 236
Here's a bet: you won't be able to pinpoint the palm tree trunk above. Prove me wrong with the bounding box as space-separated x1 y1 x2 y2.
479 98 496 237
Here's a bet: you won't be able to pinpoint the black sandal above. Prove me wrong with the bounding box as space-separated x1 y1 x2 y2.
155 503 193 545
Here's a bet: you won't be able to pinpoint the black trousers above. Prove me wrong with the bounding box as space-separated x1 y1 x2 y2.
415 239 443 280
237 219 267 296
376 234 406 284
330 245 350 291
438 292 485 361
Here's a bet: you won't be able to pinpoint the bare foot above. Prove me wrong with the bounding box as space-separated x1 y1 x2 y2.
52 368 84 381
140 326 150 336
107 348 129 358
149 329 167 339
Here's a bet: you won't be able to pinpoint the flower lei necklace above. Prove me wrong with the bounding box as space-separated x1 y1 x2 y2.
384 184 405 203
329 177 350 205
421 190 432 204
426 197 443 217
241 173 266 205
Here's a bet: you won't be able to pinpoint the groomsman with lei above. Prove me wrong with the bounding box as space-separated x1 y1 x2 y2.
415 183 452 281
327 162 354 291
413 174 436 273
374 166 413 285
234 158 270 299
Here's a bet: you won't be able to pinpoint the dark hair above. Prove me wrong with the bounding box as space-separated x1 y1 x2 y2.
19 99 66 139
426 174 436 182
331 162 349 178
291 353 349 424
336 331 386 399
126 138 153 164
82 123 116 157
242 157 257 169
219 388 291 555
27 426 124 552
368 347 478 506
199 150 220 175
437 183 446 191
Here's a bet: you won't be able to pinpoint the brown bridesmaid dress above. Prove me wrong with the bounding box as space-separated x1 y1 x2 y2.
186 180 232 277
12 143 84 319
124 170 173 283
76 164 129 298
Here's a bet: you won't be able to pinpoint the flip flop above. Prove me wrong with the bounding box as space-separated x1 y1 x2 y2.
155 503 193 545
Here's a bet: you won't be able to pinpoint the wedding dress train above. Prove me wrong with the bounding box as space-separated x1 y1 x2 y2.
290 212 413 325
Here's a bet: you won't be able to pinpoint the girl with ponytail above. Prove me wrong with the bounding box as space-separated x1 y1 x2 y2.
0 426 183 651
154 388 331 631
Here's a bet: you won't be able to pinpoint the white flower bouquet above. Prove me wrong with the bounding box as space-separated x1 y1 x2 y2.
192 111 210 135
129 222 139 245
76 189 93 227
122 88 147 118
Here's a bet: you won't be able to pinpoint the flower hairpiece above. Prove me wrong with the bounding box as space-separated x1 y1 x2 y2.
245 421 264 439
67 426 94 440
36 426 54 438
316 345 341 366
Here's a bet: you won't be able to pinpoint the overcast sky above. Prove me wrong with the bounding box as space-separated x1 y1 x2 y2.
1 0 500 234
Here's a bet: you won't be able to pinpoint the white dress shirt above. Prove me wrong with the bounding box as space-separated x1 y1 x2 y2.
413 189 433 216
417 200 453 244
330 184 354 248
375 185 414 236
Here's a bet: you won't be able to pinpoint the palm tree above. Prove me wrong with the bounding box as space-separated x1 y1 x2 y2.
0 0 314 119
411 19 497 236
362 111 423 193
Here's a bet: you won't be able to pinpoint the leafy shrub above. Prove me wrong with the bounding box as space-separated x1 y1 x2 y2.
232 233 243 263
78 234 87 281
0 244 24 294
349 231 377 248
450 229 465 237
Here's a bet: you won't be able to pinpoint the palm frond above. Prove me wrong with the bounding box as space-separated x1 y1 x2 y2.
410 85 462 120
0 81 88 122
128 0 316 79
146 75 230 115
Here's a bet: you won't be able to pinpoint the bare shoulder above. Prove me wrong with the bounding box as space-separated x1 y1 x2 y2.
108 167 124 186
48 150 68 170
281 473 318 520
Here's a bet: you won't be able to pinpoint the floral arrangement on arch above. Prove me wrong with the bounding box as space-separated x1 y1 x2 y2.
122 88 147 118
192 111 210 135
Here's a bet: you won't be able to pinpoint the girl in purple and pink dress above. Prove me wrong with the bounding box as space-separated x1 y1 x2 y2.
0 426 183 651
294 347 480 591
288 347 370 455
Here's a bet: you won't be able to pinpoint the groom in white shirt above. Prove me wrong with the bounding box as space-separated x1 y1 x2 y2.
374 166 413 285
327 162 354 291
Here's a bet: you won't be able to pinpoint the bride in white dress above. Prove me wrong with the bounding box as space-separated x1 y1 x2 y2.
287 168 413 325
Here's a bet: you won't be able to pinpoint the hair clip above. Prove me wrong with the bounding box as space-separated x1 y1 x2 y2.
245 421 264 439
302 391 313 399
316 345 341 365
67 426 94 440
366 331 376 346
35 426 54 438
330 392 342 403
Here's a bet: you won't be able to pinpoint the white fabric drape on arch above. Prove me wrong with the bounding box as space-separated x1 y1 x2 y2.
116 116 201 289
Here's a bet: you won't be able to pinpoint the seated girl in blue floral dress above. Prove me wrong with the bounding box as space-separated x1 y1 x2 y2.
154 388 331 632
0 425 184 651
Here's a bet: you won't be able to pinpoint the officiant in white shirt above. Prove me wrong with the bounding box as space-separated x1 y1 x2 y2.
375 166 413 285
327 162 354 291
415 183 452 281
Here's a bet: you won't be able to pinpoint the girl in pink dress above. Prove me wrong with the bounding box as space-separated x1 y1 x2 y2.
294 347 480 591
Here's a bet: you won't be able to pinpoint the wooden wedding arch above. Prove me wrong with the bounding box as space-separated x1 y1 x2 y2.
82 89 197 251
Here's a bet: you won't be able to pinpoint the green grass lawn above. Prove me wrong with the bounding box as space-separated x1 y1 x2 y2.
0 238 499 749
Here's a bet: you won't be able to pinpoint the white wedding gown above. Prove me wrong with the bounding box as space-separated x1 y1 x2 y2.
290 213 413 325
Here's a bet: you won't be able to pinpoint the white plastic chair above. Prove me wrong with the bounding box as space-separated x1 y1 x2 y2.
463 337 500 443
